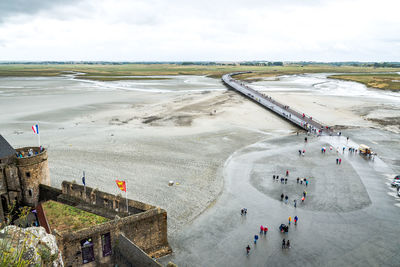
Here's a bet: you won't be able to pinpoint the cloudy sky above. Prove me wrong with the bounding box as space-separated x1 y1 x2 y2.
0 0 399 61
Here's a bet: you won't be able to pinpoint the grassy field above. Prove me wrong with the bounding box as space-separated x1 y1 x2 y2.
0 64 400 90
328 73 400 91
42 200 108 232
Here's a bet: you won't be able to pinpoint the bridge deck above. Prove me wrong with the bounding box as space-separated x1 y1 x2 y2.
222 73 332 135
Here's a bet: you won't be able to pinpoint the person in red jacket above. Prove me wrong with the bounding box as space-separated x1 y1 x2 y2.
263 226 268 235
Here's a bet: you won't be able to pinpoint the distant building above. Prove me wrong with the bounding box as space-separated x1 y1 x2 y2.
0 135 171 266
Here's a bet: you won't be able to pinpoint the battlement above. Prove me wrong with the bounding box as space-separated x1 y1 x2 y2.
61 181 155 215
15 147 47 166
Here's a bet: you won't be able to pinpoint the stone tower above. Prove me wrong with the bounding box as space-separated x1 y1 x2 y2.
16 147 50 207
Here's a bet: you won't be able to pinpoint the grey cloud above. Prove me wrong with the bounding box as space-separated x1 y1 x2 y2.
0 0 79 22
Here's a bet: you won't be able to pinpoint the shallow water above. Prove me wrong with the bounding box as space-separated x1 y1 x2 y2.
0 75 224 97
251 73 400 103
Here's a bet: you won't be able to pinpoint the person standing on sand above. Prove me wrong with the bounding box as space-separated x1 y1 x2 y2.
336 158 339 164
301 196 305 203
254 235 258 244
297 177 299 183
260 225 264 234
285 195 289 204
294 216 298 225
281 193 284 201
305 180 308 187
273 175 275 180
286 170 289 176
339 158 342 164
246 245 250 255
264 227 268 235
282 239 286 249
288 216 292 225
286 240 291 248
284 178 288 184
294 199 297 208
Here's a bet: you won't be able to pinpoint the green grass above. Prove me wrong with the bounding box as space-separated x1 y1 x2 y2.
328 73 400 91
1 64 400 89
42 200 108 232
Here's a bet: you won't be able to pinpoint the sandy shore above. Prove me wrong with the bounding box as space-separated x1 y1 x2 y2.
1 74 398 233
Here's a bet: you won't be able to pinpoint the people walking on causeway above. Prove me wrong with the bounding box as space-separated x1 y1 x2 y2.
260 225 264 234
282 239 286 249
281 193 284 201
294 216 298 225
246 245 250 255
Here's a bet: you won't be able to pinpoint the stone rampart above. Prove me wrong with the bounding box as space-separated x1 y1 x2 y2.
61 181 154 215
16 147 50 207
114 234 162 267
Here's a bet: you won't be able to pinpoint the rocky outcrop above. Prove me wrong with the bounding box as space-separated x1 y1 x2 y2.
0 226 63 266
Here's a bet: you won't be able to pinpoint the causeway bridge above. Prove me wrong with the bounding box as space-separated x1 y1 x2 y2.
222 72 332 135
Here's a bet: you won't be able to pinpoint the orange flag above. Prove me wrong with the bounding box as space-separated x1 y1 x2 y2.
116 180 126 192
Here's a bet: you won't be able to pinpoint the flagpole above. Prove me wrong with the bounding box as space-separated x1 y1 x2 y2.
83 171 86 199
125 181 128 214
37 122 41 148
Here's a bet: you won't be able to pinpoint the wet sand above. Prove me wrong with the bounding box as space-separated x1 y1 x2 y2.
1 74 399 236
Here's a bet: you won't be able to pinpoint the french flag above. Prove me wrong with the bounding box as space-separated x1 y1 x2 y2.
32 124 39 134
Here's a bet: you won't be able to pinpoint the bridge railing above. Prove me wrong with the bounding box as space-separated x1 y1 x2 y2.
223 72 332 134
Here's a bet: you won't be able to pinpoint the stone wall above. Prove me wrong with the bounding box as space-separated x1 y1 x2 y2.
114 234 162 267
61 181 155 215
39 184 62 202
58 208 171 266
16 147 50 207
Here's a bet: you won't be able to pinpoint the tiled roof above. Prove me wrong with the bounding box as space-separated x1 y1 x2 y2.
0 134 16 159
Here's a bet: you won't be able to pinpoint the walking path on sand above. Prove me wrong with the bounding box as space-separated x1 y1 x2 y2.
161 134 399 266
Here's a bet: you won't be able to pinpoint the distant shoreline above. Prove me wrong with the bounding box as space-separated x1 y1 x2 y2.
0 63 399 89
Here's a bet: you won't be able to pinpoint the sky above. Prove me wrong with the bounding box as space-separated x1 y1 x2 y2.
0 0 399 62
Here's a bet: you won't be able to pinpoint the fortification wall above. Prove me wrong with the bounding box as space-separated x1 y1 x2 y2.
16 147 50 207
114 234 162 267
58 208 171 266
61 181 155 215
